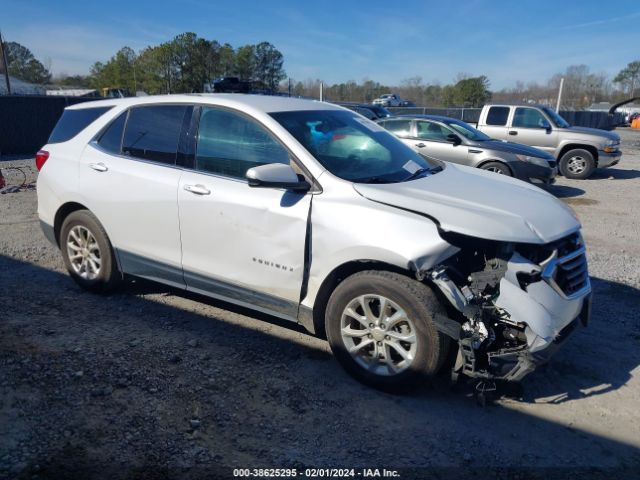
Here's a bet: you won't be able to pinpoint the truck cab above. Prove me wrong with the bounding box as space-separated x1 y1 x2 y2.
476 104 621 179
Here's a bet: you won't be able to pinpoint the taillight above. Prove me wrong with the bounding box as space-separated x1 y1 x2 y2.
35 150 49 171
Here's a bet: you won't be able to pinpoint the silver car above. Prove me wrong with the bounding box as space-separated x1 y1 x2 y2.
378 115 557 185
37 95 590 392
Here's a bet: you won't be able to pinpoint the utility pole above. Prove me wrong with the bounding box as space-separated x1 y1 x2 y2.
555 77 564 113
0 30 11 95
320 81 324 102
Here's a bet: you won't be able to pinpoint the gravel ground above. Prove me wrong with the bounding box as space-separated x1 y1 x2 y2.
1 129 640 480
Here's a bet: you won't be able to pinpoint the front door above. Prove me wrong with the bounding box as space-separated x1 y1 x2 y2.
510 107 558 155
413 120 468 164
178 106 312 319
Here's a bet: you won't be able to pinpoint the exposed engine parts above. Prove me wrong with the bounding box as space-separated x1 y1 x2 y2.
424 233 589 383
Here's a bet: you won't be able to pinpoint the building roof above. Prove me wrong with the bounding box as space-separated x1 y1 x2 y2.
46 88 98 97
0 75 45 95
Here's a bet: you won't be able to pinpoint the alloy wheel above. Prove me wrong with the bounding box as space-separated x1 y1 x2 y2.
340 294 418 376
66 225 101 280
566 156 587 174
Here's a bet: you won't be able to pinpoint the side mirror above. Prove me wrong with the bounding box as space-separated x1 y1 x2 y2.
246 163 311 191
539 119 552 131
446 133 462 146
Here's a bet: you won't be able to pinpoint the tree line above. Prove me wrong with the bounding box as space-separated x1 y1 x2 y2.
2 33 639 109
89 33 286 94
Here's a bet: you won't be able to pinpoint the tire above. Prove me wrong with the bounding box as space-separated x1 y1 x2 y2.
59 210 121 293
479 161 512 176
559 149 595 179
325 271 450 392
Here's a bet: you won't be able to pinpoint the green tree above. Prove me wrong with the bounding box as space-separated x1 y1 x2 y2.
89 46 137 92
614 61 640 97
217 43 235 77
253 42 285 91
4 41 51 84
452 75 491 107
234 45 255 81
54 74 91 87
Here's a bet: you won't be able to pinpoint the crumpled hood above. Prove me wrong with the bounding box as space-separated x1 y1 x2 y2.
559 126 620 142
474 140 555 159
353 163 580 244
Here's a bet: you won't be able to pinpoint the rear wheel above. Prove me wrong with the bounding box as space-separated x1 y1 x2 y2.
559 149 595 179
325 271 449 392
59 210 121 293
480 161 512 176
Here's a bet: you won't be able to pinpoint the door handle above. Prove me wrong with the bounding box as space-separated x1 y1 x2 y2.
183 184 211 195
415 143 426 148
89 162 108 172
508 131 518 136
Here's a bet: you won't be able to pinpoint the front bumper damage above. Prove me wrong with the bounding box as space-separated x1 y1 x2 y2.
427 231 591 382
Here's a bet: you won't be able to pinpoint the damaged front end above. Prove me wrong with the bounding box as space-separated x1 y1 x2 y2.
424 231 592 382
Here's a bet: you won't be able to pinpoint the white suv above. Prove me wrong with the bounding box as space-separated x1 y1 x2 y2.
36 94 591 391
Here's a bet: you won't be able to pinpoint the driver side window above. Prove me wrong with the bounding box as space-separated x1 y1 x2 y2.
196 107 290 179
416 121 451 141
513 108 548 129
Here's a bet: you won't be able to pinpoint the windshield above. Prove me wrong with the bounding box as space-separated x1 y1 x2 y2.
270 110 440 183
443 119 491 141
370 105 392 118
541 107 571 128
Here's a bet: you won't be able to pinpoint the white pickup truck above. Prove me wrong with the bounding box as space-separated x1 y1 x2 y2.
475 104 621 179
373 94 403 107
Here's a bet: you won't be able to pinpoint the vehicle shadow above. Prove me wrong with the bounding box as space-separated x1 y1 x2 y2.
589 167 640 180
545 184 585 198
518 276 640 404
1 255 639 479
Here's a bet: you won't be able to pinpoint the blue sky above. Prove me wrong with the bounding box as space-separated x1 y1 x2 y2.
2 0 639 89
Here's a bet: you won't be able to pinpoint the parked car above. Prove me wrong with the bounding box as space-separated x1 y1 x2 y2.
474 104 621 179
36 95 591 391
212 77 251 93
335 102 392 120
373 93 403 107
378 115 557 185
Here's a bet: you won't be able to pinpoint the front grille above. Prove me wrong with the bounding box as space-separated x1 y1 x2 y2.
552 249 589 297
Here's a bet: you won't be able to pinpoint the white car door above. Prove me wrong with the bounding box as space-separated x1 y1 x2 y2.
177 106 312 319
78 104 191 287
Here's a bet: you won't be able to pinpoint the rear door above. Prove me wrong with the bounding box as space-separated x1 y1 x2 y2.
480 106 511 140
177 106 312 319
79 104 191 287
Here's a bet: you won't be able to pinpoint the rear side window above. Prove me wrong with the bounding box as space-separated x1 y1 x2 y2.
97 112 127 154
122 105 189 165
486 106 510 126
48 107 112 143
383 119 412 137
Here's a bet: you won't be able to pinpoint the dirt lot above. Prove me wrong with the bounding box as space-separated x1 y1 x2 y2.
1 129 640 480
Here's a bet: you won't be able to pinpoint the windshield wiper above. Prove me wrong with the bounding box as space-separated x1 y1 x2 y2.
355 176 389 184
403 167 433 182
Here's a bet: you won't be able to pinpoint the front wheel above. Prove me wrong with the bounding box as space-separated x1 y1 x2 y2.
59 210 121 293
480 161 512 176
559 149 595 179
325 271 449 392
